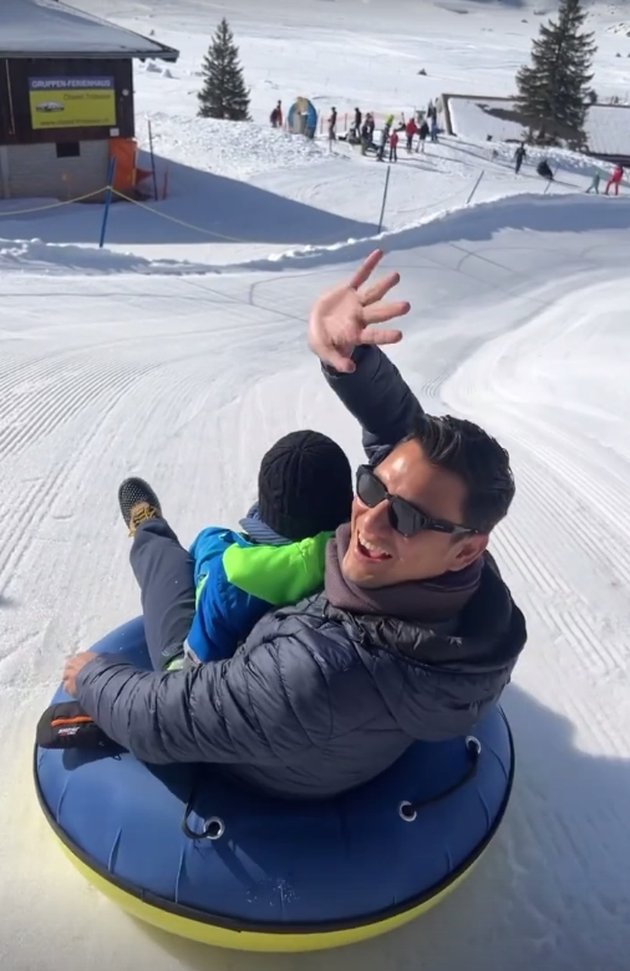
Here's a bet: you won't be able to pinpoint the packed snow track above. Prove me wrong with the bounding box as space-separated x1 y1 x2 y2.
2 197 630 971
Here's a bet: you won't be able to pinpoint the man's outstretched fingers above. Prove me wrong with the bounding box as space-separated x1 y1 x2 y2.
363 300 411 325
360 271 400 307
348 249 384 291
359 327 404 347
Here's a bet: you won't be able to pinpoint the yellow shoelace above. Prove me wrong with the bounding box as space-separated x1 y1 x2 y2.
129 504 159 536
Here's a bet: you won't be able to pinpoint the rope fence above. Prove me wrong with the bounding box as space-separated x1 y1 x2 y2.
0 185 110 217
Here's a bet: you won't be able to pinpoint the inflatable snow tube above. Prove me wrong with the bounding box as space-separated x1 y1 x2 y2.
34 618 514 953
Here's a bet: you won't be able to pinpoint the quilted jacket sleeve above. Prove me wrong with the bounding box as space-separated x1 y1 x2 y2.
74 634 330 765
322 345 424 460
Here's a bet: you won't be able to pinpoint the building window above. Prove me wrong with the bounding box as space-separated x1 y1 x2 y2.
56 142 81 159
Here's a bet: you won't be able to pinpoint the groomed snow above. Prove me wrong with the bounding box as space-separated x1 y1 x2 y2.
1 2 630 971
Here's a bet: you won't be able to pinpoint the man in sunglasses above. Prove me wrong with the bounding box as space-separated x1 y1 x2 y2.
311 249 520 594
66 250 526 800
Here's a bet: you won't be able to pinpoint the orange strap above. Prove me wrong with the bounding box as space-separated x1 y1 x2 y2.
51 715 94 728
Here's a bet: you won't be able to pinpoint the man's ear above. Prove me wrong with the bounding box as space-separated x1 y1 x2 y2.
450 533 488 572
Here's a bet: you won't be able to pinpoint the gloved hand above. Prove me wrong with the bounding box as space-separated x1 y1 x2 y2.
36 700 123 752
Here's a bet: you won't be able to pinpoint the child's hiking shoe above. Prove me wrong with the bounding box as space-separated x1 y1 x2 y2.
118 477 162 536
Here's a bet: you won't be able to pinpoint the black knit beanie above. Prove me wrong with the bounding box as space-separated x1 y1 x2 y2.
257 430 353 541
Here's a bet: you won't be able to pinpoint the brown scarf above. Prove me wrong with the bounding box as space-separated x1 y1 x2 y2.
325 524 482 624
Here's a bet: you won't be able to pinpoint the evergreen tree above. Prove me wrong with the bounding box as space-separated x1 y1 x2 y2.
198 18 250 121
516 0 596 144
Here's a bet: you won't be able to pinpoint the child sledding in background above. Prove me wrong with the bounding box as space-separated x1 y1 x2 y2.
39 431 353 749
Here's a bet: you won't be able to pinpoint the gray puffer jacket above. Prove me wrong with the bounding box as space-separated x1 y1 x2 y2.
76 345 527 798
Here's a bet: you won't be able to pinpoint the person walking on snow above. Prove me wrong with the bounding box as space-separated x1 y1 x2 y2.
405 118 418 153
270 100 282 128
389 129 399 162
514 143 526 175
353 107 362 138
430 117 439 143
585 169 602 194
416 118 429 153
328 107 337 141
377 125 389 161
605 164 624 196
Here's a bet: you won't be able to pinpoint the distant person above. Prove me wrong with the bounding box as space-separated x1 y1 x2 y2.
417 118 429 153
605 164 624 196
430 117 439 143
536 159 553 181
270 100 282 128
353 107 362 137
585 169 603 194
361 113 376 155
405 117 418 153
514 143 527 175
328 107 337 141
389 128 399 162
360 120 370 155
377 125 389 161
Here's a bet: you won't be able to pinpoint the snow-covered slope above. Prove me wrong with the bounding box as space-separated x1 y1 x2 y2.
2 1 630 971
3 196 630 971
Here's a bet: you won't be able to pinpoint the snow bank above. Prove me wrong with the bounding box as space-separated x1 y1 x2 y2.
0 237 215 275
221 193 630 272
5 193 630 277
143 111 328 180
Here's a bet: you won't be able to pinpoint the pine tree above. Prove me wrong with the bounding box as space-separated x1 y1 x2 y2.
516 0 596 144
197 18 250 121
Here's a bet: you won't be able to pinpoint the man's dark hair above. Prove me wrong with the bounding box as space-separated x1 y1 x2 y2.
407 414 515 533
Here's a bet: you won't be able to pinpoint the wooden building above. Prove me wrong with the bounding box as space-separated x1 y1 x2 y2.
0 0 179 199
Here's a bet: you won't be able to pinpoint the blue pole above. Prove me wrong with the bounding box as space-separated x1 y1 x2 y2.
99 156 117 249
377 164 391 234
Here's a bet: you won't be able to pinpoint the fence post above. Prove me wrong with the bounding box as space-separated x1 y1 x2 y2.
466 169 485 205
99 156 117 249
377 164 392 234
147 118 158 202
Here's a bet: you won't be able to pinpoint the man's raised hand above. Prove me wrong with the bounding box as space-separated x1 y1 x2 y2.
307 249 410 373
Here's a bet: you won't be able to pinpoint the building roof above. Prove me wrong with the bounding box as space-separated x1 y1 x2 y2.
444 94 630 159
0 0 179 61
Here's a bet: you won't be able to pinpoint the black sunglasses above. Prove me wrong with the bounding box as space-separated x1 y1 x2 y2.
355 465 478 539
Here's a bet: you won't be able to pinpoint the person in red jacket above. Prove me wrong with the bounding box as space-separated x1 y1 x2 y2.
605 164 624 196
389 128 399 162
405 118 418 153
270 100 282 128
